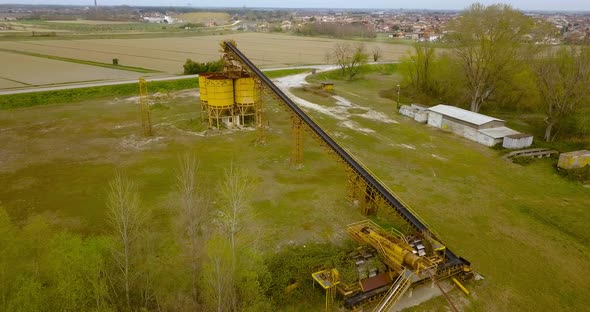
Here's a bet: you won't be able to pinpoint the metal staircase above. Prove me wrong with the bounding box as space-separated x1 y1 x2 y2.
373 269 413 312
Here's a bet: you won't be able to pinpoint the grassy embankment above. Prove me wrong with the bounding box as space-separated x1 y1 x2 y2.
3 62 588 310
0 67 365 310
0 20 237 40
0 48 160 73
0 68 310 110
264 68 313 78
293 64 590 311
0 78 198 109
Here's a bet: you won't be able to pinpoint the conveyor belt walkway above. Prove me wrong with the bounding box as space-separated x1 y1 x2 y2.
222 41 464 263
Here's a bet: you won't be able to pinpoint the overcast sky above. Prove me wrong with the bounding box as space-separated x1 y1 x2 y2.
2 0 589 11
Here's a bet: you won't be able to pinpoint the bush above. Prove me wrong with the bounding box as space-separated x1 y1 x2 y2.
179 22 204 29
183 59 223 75
512 156 534 166
264 243 349 306
557 165 590 183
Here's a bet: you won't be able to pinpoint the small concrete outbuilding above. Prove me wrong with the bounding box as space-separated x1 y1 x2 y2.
477 127 521 147
399 104 428 123
503 133 534 149
558 150 590 169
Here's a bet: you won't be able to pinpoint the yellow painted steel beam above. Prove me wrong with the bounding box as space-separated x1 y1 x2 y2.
291 116 304 167
452 277 470 296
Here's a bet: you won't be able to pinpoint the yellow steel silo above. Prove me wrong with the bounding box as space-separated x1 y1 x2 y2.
206 75 235 129
234 75 259 125
198 73 215 121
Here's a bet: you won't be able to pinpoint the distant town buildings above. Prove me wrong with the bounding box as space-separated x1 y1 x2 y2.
0 5 588 43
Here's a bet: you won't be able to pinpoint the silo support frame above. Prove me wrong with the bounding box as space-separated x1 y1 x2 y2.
200 101 208 122
208 106 234 129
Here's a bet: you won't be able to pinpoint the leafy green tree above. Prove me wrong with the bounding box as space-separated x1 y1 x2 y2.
6 276 45 312
532 46 590 141
0 211 48 312
400 43 436 95
200 235 234 312
0 206 18 309
446 3 534 112
45 233 113 312
21 215 53 278
235 248 271 312
183 59 224 75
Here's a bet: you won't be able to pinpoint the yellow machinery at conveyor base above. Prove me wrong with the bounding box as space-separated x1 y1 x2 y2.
314 220 472 311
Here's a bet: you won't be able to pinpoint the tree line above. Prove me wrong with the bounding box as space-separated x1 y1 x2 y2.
296 21 376 39
399 3 590 142
183 59 224 75
0 156 275 312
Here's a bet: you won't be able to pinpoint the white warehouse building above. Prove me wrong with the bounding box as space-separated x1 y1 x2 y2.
427 104 521 147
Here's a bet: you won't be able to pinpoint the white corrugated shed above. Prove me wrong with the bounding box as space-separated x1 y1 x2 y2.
478 127 520 139
428 104 504 126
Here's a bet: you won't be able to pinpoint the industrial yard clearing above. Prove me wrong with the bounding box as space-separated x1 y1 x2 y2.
1 44 589 312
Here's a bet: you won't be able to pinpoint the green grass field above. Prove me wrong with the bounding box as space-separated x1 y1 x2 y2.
0 78 198 109
298 68 590 311
1 66 589 311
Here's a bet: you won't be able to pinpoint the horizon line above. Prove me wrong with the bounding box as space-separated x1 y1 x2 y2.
2 3 590 12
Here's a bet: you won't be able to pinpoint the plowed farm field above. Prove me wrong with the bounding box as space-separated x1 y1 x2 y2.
0 51 142 88
0 33 410 89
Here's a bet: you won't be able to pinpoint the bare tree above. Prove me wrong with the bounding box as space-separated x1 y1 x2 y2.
216 163 255 311
324 51 332 65
447 3 533 112
174 154 208 302
372 46 383 62
107 172 146 309
200 236 233 312
218 164 254 261
333 43 369 80
533 46 590 141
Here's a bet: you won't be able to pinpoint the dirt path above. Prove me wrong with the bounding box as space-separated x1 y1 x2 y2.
273 67 398 135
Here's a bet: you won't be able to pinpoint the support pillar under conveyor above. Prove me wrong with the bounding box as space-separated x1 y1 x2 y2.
347 170 381 215
138 77 152 136
291 116 304 167
249 79 266 145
